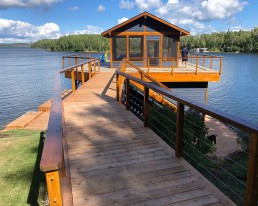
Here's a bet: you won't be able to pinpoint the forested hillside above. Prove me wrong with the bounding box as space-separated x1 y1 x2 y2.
31 28 258 53
31 34 109 52
181 28 258 53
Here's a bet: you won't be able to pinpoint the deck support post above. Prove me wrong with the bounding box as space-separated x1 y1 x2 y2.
244 132 258 206
71 69 75 92
144 87 149 127
126 78 130 110
147 58 150 73
45 170 62 206
176 102 184 158
210 57 213 69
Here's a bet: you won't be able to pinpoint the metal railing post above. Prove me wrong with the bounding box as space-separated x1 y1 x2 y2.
244 132 258 205
176 102 184 158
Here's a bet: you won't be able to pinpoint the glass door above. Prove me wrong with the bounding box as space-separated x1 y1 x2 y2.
147 40 159 66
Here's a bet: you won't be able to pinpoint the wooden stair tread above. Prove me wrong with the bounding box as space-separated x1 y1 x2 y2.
5 111 43 129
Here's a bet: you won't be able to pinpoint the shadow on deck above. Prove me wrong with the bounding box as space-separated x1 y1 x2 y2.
62 71 232 206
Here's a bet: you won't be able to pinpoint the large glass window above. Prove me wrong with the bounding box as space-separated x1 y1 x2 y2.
163 35 177 58
113 36 126 61
129 36 143 60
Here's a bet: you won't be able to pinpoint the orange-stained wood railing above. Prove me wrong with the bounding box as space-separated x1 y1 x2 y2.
60 58 100 92
116 58 258 206
117 58 176 111
40 57 100 206
129 55 223 75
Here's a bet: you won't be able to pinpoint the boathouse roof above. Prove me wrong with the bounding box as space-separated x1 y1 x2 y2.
101 11 190 38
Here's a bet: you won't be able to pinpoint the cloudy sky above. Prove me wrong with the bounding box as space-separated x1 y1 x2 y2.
0 0 257 43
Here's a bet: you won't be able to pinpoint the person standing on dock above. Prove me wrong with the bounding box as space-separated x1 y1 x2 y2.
182 45 189 68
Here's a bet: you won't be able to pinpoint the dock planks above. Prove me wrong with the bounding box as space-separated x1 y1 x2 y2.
63 70 231 206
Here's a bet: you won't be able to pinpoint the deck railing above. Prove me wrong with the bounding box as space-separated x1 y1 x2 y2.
40 57 99 206
129 55 223 75
116 58 258 205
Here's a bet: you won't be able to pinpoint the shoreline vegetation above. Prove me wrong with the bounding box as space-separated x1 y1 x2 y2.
29 28 258 53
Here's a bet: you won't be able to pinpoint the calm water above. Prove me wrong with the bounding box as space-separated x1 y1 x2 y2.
0 48 257 129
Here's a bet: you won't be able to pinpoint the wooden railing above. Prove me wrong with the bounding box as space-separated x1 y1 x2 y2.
117 58 176 111
129 55 223 75
40 58 99 206
60 58 100 92
116 58 258 206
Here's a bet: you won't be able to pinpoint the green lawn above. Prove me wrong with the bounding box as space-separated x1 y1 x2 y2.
0 129 47 206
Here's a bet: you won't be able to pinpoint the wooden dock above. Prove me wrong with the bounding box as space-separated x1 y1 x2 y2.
62 70 232 205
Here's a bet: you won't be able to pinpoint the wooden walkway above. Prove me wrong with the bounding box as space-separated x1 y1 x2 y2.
62 71 232 206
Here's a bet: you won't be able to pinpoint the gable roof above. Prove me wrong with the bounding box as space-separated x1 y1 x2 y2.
101 11 190 37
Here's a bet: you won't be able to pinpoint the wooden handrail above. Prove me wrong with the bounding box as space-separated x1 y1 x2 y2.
116 58 258 205
40 57 101 206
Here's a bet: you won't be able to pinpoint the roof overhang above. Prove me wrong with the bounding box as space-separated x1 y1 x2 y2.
101 11 190 38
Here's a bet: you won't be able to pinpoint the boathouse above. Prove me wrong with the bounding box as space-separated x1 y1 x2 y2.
101 11 189 68
102 12 222 105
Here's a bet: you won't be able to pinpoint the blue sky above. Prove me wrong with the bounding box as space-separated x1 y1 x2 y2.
0 0 257 43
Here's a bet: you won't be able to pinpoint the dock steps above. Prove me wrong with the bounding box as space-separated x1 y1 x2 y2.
5 111 43 129
38 89 72 111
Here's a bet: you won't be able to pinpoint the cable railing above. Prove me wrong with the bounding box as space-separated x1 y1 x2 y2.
116 58 258 206
40 57 99 206
128 55 223 75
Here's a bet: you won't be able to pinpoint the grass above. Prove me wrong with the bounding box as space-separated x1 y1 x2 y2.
0 129 47 206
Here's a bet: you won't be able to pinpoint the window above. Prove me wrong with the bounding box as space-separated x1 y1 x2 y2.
129 36 143 60
163 35 177 58
113 36 126 61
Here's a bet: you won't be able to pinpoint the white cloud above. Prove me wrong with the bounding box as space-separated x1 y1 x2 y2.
67 25 104 35
201 0 248 20
0 18 60 43
97 5 105 12
118 17 129 24
0 0 62 9
135 0 162 11
155 0 248 35
67 6 79 11
119 0 134 9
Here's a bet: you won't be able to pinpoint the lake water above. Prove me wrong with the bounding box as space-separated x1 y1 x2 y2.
0 48 257 129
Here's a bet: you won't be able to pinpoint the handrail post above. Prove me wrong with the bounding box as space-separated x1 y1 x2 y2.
171 57 174 75
71 69 75 92
98 59 100 73
144 87 149 127
126 78 130 110
45 170 63 206
81 65 85 85
62 57 65 69
202 56 205 67
147 58 150 73
244 132 258 206
176 102 184 158
195 57 198 75
94 60 96 74
88 62 92 79
116 74 120 101
210 57 213 69
219 58 222 75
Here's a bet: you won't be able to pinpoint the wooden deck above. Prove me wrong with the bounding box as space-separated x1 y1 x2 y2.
62 70 232 205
